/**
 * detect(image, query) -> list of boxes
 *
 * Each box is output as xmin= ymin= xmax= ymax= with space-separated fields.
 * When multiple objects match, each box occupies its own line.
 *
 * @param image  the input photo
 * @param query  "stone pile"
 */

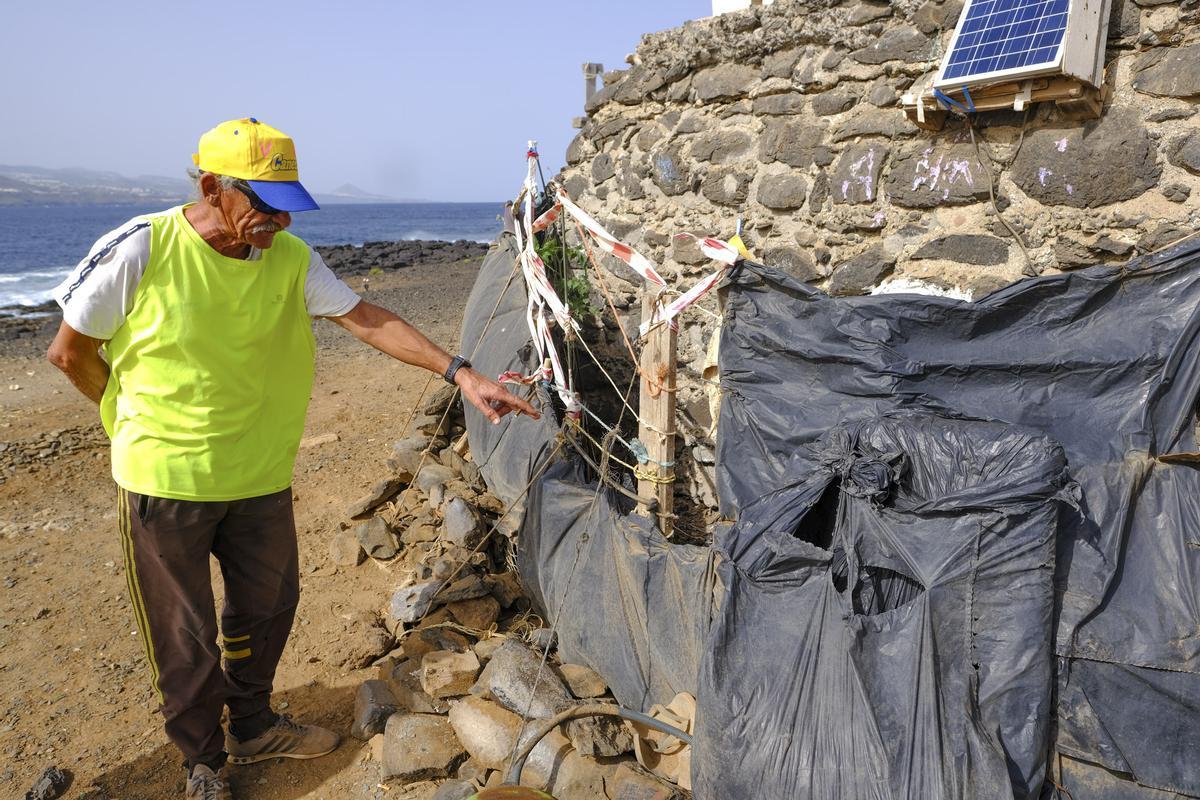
xmin=317 ymin=240 xmax=490 ymax=279
xmin=338 ymin=387 xmax=688 ymax=799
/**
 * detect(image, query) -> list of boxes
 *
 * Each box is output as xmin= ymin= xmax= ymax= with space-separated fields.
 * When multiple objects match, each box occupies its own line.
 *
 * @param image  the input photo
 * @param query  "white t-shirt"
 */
xmin=53 ymin=214 xmax=362 ymax=340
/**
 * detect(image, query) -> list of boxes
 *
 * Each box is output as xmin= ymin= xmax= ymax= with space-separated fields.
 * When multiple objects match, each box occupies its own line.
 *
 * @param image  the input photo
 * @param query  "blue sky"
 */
xmin=0 ymin=1 xmax=706 ymax=201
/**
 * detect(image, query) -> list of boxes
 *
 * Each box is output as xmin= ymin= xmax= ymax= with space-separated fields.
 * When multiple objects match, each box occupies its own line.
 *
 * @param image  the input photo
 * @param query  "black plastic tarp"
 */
xmin=461 ymin=232 xmax=1200 ymax=798
xmin=694 ymin=413 xmax=1070 ymax=799
xmin=716 ymin=240 xmax=1200 ymax=797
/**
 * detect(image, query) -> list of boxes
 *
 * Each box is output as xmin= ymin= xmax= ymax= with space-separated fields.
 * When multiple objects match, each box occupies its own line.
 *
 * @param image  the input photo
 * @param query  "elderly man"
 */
xmin=46 ymin=118 xmax=537 ymax=799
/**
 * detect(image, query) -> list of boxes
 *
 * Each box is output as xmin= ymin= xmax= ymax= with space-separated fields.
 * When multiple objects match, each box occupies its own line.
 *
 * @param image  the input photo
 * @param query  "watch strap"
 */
xmin=444 ymin=354 xmax=471 ymax=385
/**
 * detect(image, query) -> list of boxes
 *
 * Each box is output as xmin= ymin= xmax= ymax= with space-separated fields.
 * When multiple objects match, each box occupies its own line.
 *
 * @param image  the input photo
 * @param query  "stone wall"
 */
xmin=555 ymin=0 xmax=1200 ymax=512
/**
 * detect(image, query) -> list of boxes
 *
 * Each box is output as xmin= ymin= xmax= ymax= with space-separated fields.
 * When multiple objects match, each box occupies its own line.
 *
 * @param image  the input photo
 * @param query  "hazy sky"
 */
xmin=0 ymin=1 xmax=707 ymax=201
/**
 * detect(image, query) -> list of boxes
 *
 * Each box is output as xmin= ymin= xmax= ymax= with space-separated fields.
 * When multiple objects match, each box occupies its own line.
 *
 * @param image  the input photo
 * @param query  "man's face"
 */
xmin=217 ymin=183 xmax=292 ymax=250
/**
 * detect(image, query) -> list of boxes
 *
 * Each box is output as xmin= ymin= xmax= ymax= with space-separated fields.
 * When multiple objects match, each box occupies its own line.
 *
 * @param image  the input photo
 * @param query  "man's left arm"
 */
xmin=326 ymin=301 xmax=539 ymax=425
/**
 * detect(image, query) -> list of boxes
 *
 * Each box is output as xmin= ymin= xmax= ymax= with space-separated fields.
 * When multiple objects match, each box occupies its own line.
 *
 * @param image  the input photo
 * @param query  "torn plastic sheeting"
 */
xmin=715 ymin=239 xmax=1200 ymax=795
xmin=693 ymin=414 xmax=1069 ymax=800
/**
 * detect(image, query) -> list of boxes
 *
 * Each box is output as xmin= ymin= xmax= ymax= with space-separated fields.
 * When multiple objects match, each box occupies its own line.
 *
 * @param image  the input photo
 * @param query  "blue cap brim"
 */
xmin=246 ymin=180 xmax=320 ymax=212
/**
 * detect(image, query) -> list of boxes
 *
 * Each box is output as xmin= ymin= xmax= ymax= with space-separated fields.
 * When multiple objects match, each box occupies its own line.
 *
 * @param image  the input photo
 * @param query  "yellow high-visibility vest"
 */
xmin=102 ymin=205 xmax=315 ymax=501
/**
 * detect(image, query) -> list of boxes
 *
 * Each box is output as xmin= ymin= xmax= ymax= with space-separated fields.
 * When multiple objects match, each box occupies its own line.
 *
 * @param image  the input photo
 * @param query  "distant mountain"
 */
xmin=314 ymin=183 xmax=411 ymax=204
xmin=0 ymin=164 xmax=191 ymax=206
xmin=0 ymin=166 xmax=423 ymax=207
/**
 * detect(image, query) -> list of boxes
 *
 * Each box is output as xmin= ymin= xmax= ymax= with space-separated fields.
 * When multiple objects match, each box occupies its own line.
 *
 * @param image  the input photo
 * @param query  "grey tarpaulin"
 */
xmin=716 ymin=239 xmax=1200 ymax=797
xmin=461 ymin=228 xmax=1200 ymax=797
xmin=461 ymin=235 xmax=716 ymax=712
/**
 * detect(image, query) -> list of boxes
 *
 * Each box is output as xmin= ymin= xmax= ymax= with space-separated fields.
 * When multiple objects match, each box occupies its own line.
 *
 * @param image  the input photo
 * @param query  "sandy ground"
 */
xmin=0 ymin=258 xmax=482 ymax=799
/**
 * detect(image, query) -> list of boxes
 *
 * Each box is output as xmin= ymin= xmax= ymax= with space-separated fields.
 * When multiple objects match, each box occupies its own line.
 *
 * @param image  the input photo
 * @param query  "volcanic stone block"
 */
xmin=351 ymin=679 xmax=400 ymax=740
xmin=484 ymin=639 xmax=573 ymax=718
xmin=701 ymin=168 xmax=753 ymax=206
xmin=828 ymin=247 xmax=896 ymax=295
xmin=884 ymin=142 xmax=989 ymax=208
xmin=757 ymin=174 xmax=809 ymax=210
xmin=850 ymin=26 xmax=930 ymax=64
xmin=650 ymin=147 xmax=691 ymax=196
xmin=442 ymin=497 xmax=483 ymax=549
xmin=758 ymin=121 xmax=832 ymax=168
xmin=447 ymin=595 xmax=500 ymax=631
xmin=831 ymin=143 xmax=890 ymax=205
xmin=346 ymin=474 xmax=409 ymax=518
xmin=591 ymin=153 xmax=616 ymax=185
xmin=390 ymin=580 xmax=441 ymax=624
xmin=381 ymin=713 xmax=467 ymax=782
xmin=356 ymin=516 xmax=397 ymax=560
xmin=765 ymin=246 xmax=821 ymax=282
xmin=1133 ymin=44 xmax=1200 ymax=98
xmin=811 ymin=91 xmax=858 ymax=116
xmin=421 ymin=650 xmax=482 ymax=699
xmin=1011 ymin=112 xmax=1160 ymax=207
xmin=692 ymin=63 xmax=759 ymax=101
xmin=911 ymin=235 xmax=1010 ymax=266
xmin=329 ymin=530 xmax=365 ymax=567
xmin=751 ymin=92 xmax=806 ymax=116
xmin=691 ymin=130 xmax=752 ymax=164
xmin=1169 ymin=130 xmax=1200 ymax=175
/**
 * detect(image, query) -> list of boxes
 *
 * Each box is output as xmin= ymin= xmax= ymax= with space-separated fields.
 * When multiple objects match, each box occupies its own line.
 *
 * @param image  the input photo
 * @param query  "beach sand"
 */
xmin=0 ymin=256 xmax=483 ymax=799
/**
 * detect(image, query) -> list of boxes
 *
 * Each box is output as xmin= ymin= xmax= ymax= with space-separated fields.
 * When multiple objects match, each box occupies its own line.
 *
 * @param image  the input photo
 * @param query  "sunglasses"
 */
xmin=229 ymin=180 xmax=285 ymax=216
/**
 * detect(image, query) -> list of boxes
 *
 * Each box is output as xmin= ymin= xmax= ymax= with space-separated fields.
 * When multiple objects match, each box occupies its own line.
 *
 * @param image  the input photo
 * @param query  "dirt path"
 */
xmin=0 ymin=258 xmax=482 ymax=799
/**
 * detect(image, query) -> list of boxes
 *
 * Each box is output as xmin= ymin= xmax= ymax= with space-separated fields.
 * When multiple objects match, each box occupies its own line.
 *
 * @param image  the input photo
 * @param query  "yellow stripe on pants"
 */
xmin=118 ymin=488 xmax=165 ymax=705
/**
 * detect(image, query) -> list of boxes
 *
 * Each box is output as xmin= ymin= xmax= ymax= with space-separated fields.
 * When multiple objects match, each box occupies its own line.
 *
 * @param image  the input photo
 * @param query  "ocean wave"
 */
xmin=399 ymin=230 xmax=493 ymax=244
xmin=0 ymin=265 xmax=71 ymax=308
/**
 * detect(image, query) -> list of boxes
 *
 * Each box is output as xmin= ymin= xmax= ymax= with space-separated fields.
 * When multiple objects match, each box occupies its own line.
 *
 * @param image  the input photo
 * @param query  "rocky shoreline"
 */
xmin=0 ymin=239 xmax=492 ymax=351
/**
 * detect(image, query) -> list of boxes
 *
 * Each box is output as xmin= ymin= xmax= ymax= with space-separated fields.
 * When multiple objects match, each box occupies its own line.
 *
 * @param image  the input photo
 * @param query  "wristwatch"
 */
xmin=444 ymin=354 xmax=471 ymax=385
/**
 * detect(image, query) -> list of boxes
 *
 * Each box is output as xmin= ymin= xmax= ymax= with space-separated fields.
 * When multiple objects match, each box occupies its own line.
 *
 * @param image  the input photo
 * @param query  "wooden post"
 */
xmin=637 ymin=288 xmax=677 ymax=536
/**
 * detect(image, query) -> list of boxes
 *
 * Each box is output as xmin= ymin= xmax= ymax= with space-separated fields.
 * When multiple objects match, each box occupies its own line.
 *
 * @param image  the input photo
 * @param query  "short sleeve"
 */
xmin=53 ymin=219 xmax=153 ymax=340
xmin=304 ymin=249 xmax=361 ymax=317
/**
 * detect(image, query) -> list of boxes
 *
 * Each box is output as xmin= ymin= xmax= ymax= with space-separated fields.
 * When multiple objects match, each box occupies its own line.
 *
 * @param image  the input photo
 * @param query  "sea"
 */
xmin=0 ymin=202 xmax=504 ymax=311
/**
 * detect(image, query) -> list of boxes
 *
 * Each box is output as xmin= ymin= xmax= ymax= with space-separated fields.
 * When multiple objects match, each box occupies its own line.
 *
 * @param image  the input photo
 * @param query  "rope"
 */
xmin=634 ymin=466 xmax=678 ymax=485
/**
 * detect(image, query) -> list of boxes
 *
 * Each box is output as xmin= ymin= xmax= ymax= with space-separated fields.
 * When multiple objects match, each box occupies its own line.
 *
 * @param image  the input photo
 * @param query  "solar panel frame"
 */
xmin=934 ymin=0 xmax=1072 ymax=91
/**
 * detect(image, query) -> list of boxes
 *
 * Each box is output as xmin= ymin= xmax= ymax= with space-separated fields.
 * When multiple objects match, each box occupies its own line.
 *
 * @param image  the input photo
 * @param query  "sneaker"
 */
xmin=186 ymin=763 xmax=233 ymax=800
xmin=225 ymin=714 xmax=340 ymax=765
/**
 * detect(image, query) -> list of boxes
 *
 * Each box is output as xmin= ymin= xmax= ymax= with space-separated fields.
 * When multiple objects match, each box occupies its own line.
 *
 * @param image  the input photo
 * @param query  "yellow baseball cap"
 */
xmin=192 ymin=118 xmax=319 ymax=212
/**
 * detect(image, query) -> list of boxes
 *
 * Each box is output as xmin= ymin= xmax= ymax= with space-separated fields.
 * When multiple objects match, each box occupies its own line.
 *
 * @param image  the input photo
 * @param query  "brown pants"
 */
xmin=117 ymin=486 xmax=299 ymax=767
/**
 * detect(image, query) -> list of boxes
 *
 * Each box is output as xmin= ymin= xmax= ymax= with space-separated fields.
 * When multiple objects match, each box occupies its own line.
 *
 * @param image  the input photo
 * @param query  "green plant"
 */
xmin=368 ymin=267 xmax=384 ymax=276
xmin=535 ymin=235 xmax=598 ymax=321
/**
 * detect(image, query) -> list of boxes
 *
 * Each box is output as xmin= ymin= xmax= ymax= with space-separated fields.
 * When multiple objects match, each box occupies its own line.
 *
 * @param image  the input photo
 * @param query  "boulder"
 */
xmin=448 ymin=595 xmax=501 ymax=631
xmin=356 ymin=516 xmax=397 ymax=560
xmin=422 ymin=650 xmax=482 ymax=699
xmin=351 ymin=679 xmax=400 ymax=740
xmin=442 ymin=497 xmax=484 ymax=549
xmin=388 ymin=437 xmax=428 ymax=474
xmin=592 ymin=153 xmax=616 ymax=185
xmin=483 ymin=639 xmax=573 ymax=718
xmin=765 ymin=246 xmax=821 ymax=282
xmin=346 ymin=474 xmax=409 ymax=519
xmin=567 ymin=713 xmax=636 ymax=758
xmin=758 ymin=121 xmax=832 ymax=168
xmin=381 ymin=713 xmax=467 ymax=782
xmin=558 ymin=663 xmax=609 ymax=699
xmin=329 ymin=530 xmax=365 ymax=567
xmin=751 ymin=92 xmax=806 ymax=116
xmin=415 ymin=464 xmax=457 ymax=495
xmin=338 ymin=611 xmax=394 ymax=670
xmin=650 ymin=147 xmax=691 ymax=196
xmin=390 ymin=581 xmax=441 ymax=624
xmin=691 ymin=130 xmax=753 ymax=164
xmin=811 ymin=91 xmax=858 ymax=116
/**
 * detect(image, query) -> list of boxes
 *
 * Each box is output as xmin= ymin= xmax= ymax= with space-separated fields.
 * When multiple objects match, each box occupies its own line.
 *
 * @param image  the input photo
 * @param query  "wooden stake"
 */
xmin=637 ymin=288 xmax=677 ymax=536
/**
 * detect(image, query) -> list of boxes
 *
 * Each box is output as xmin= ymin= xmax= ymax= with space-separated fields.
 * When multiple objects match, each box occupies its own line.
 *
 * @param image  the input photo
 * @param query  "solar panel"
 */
xmin=936 ymin=0 xmax=1071 ymax=89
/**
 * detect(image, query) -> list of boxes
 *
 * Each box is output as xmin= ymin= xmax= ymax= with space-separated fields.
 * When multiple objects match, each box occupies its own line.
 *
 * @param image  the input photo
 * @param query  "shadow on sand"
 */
xmin=84 ymin=681 xmax=358 ymax=800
